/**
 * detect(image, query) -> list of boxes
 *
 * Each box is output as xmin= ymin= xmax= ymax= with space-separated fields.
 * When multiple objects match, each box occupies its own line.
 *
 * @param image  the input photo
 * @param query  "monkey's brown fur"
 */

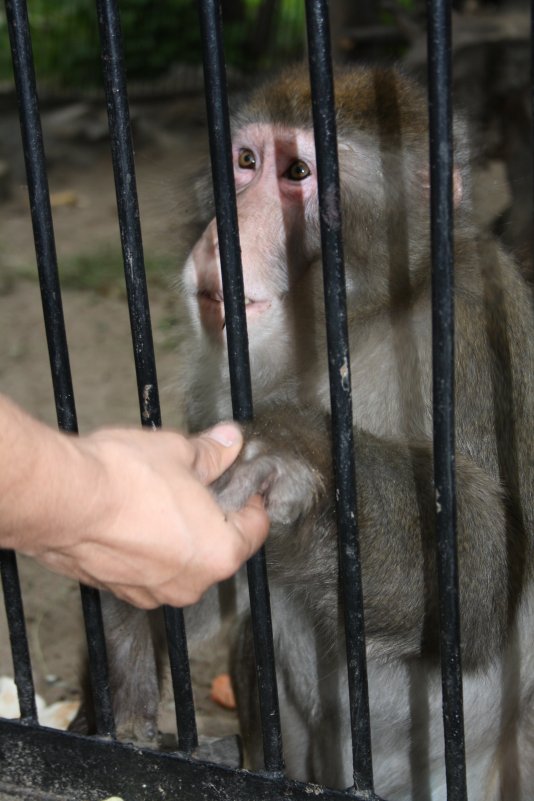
xmin=75 ymin=66 xmax=534 ymax=801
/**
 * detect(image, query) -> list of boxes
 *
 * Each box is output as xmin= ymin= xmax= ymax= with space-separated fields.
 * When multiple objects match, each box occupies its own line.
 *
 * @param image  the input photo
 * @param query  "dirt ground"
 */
xmin=0 ymin=80 xmax=514 ymax=771
xmin=0 ymin=94 xmax=239 ymax=751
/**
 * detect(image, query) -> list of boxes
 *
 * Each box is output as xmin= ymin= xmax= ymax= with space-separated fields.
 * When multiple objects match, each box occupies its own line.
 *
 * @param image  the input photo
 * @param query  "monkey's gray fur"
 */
xmin=74 ymin=66 xmax=534 ymax=801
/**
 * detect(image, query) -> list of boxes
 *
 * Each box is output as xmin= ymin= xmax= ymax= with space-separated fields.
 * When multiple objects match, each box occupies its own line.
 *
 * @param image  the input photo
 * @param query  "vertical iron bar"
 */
xmin=531 ymin=0 xmax=534 ymax=263
xmin=94 ymin=0 xmax=198 ymax=753
xmin=4 ymin=0 xmax=75 ymax=434
xmin=163 ymin=607 xmax=198 ymax=753
xmin=304 ymin=0 xmax=373 ymax=792
xmin=4 ymin=0 xmax=115 ymax=739
xmin=426 ymin=1 xmax=468 ymax=800
xmin=243 ymin=560 xmax=283 ymax=772
xmin=0 ymin=550 xmax=38 ymax=723
xmin=94 ymin=0 xmax=160 ymax=431
xmin=78 ymin=590 xmax=116 ymax=738
xmin=198 ymin=0 xmax=284 ymax=774
xmin=197 ymin=0 xmax=253 ymax=421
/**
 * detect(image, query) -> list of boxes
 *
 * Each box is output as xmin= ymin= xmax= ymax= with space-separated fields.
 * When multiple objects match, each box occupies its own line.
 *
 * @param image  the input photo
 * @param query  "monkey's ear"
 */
xmin=419 ymin=166 xmax=463 ymax=208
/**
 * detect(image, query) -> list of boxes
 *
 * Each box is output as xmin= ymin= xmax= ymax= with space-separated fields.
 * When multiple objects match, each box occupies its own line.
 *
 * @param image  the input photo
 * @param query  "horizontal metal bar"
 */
xmin=304 ymin=0 xmax=374 ymax=793
xmin=4 ymin=0 xmax=115 ymax=740
xmin=0 ymin=720 xmax=388 ymax=801
xmin=198 ymin=0 xmax=284 ymax=774
xmin=426 ymin=1 xmax=468 ymax=800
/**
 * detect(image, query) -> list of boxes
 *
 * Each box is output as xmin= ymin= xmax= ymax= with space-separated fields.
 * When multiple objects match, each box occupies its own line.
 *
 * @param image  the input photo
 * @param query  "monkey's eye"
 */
xmin=285 ymin=160 xmax=311 ymax=181
xmin=238 ymin=148 xmax=256 ymax=169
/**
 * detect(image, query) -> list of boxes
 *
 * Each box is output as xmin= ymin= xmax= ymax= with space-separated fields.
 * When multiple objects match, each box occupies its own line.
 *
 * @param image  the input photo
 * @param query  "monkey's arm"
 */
xmin=213 ymin=407 xmax=510 ymax=670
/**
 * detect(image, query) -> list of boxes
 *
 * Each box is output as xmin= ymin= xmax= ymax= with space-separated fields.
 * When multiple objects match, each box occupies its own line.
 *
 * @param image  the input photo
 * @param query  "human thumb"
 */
xmin=190 ymin=422 xmax=244 ymax=485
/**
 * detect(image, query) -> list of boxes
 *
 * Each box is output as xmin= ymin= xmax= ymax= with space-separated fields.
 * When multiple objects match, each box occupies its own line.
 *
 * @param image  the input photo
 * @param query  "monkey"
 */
xmin=74 ymin=65 xmax=534 ymax=801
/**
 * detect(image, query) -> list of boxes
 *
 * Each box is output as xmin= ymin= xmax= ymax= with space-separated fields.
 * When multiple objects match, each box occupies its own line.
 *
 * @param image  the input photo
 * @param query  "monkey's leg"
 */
xmin=230 ymin=615 xmax=262 ymax=770
xmin=230 ymin=612 xmax=314 ymax=780
xmin=100 ymin=593 xmax=162 ymax=745
xmin=70 ymin=594 xmax=161 ymax=743
xmin=72 ymin=575 xmax=250 ymax=745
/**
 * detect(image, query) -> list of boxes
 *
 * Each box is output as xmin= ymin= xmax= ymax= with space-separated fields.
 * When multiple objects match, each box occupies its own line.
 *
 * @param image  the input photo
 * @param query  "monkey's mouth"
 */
xmin=197 ymin=290 xmax=271 ymax=335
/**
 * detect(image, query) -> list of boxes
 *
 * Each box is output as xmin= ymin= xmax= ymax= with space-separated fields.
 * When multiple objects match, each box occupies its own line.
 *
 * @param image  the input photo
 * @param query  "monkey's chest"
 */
xmin=350 ymin=364 xmax=432 ymax=439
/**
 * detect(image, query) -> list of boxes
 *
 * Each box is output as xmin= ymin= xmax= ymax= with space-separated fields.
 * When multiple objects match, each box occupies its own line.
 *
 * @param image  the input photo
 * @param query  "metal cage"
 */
xmin=1 ymin=0 xmax=469 ymax=799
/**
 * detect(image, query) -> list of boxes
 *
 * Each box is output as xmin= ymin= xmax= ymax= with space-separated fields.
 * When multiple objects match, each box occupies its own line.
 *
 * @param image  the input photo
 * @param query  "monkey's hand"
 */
xmin=211 ymin=411 xmax=328 ymax=525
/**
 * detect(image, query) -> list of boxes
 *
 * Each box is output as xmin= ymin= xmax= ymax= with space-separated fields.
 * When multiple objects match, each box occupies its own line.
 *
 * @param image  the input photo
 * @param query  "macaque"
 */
xmin=76 ymin=66 xmax=534 ymax=801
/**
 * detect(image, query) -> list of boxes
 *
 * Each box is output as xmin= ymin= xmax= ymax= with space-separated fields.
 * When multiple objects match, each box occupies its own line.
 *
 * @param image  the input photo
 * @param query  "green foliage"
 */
xmin=267 ymin=0 xmax=306 ymax=64
xmin=113 ymin=0 xmax=202 ymax=80
xmin=56 ymin=246 xmax=177 ymax=295
xmin=0 ymin=1 xmax=98 ymax=87
xmin=0 ymin=12 xmax=13 ymax=82
xmin=381 ymin=0 xmax=417 ymax=27
xmin=0 ymin=0 xmax=306 ymax=88
xmin=0 ymin=0 xmax=202 ymax=88
xmin=2 ymin=243 xmax=177 ymax=302
xmin=28 ymin=0 xmax=100 ymax=88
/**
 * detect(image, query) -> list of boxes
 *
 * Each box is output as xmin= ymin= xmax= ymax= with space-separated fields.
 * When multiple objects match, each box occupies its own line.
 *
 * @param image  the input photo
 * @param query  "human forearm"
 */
xmin=0 ymin=394 xmax=269 ymax=608
xmin=0 ymin=394 xmax=87 ymax=553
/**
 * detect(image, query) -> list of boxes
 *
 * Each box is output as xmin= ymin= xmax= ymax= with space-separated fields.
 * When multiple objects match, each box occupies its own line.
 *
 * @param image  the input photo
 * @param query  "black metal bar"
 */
xmin=0 ymin=719 xmax=389 ymax=801
xmin=0 ymin=550 xmax=38 ymax=723
xmin=94 ymin=0 xmax=161 ymax=430
xmin=4 ymin=0 xmax=75 ymax=435
xmin=197 ymin=0 xmax=253 ymax=422
xmin=304 ymin=0 xmax=373 ymax=792
xmin=426 ymin=2 xmax=468 ymax=800
xmin=163 ymin=607 xmax=198 ymax=753
xmin=531 ymin=0 xmax=534 ymax=258
xmin=94 ymin=0 xmax=198 ymax=753
xmin=244 ymin=553 xmax=283 ymax=772
xmin=4 ymin=0 xmax=115 ymax=740
xmin=197 ymin=0 xmax=284 ymax=775
xmin=78 ymin=588 xmax=116 ymax=738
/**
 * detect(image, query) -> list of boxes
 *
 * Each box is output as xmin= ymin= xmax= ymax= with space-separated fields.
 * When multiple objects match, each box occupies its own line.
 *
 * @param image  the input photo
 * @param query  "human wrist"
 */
xmin=0 ymin=398 xmax=103 ymax=557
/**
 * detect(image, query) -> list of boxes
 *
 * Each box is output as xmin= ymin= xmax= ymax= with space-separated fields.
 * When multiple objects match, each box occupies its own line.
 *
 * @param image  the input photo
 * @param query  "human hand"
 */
xmin=3 ymin=408 xmax=269 ymax=608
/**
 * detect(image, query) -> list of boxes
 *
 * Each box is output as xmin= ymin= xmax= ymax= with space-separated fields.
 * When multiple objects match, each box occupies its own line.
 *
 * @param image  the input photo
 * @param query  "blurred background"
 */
xmin=1 ymin=0 xmax=532 ymax=281
xmin=0 ymin=0 xmax=532 ymax=747
xmin=0 ymin=0 xmax=530 ymax=83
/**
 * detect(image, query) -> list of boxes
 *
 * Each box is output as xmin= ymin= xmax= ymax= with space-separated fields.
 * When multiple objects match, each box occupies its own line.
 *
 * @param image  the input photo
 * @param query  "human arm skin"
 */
xmin=0 ymin=394 xmax=269 ymax=609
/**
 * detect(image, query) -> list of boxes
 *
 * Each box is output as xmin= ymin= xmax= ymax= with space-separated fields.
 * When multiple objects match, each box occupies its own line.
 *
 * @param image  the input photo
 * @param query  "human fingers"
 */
xmin=94 ymin=495 xmax=269 ymax=610
xmin=155 ymin=495 xmax=270 ymax=607
xmin=188 ymin=422 xmax=244 ymax=484
xmin=224 ymin=494 xmax=270 ymax=566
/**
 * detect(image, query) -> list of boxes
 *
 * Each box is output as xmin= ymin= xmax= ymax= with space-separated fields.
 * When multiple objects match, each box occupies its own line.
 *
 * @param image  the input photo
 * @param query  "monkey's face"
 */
xmin=182 ymin=124 xmax=321 ymax=349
